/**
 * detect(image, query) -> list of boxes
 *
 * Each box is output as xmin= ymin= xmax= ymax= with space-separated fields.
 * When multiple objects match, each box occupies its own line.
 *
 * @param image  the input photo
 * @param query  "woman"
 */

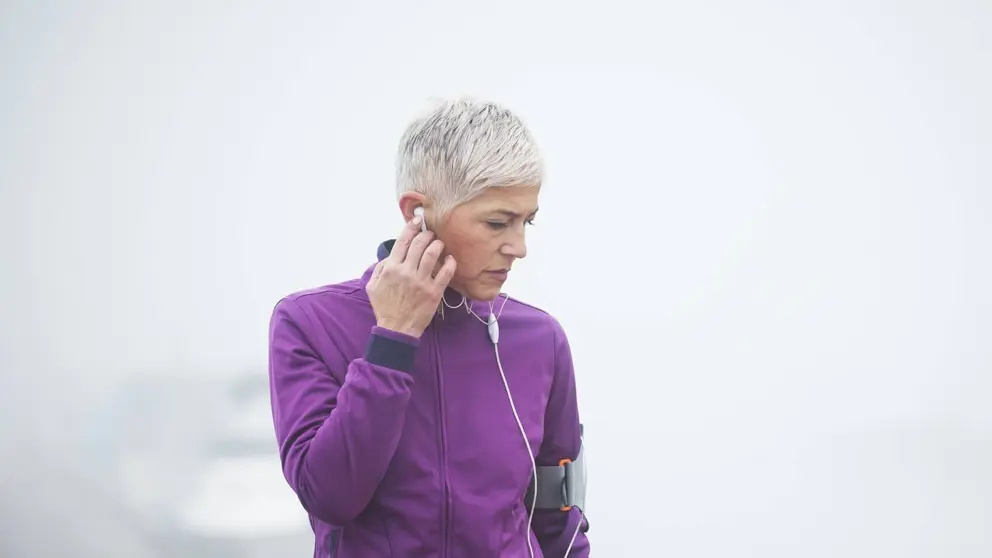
xmin=268 ymin=98 xmax=590 ymax=557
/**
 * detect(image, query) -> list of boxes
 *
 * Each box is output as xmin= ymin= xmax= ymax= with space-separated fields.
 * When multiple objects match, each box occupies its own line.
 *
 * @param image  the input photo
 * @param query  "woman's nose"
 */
xmin=500 ymin=232 xmax=527 ymax=259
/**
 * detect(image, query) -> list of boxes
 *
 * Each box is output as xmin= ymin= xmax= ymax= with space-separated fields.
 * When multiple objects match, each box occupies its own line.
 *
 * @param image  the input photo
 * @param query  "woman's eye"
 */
xmin=488 ymin=219 xmax=535 ymax=230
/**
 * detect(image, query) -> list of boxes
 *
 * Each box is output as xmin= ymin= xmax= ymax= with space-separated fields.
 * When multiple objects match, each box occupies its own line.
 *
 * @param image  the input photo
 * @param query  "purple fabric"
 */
xmin=268 ymin=243 xmax=589 ymax=557
xmin=369 ymin=326 xmax=421 ymax=346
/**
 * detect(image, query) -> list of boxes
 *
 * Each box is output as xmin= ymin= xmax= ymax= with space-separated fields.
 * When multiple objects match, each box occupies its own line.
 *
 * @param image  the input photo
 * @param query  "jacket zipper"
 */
xmin=432 ymin=328 xmax=451 ymax=557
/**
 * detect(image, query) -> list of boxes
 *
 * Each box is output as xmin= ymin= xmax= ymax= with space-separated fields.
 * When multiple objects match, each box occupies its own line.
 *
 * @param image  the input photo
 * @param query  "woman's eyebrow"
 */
xmin=490 ymin=207 xmax=539 ymax=219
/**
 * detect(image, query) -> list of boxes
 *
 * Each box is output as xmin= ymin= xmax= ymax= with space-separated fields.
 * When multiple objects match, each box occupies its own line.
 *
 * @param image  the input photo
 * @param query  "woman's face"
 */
xmin=403 ymin=186 xmax=540 ymax=301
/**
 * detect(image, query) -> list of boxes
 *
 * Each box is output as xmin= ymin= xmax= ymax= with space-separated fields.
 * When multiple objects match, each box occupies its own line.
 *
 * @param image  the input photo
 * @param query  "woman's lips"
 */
xmin=485 ymin=270 xmax=509 ymax=281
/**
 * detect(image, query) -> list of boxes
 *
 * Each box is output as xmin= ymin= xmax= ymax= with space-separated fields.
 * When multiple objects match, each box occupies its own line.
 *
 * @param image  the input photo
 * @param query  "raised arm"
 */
xmin=269 ymin=213 xmax=456 ymax=527
xmin=268 ymin=298 xmax=419 ymax=526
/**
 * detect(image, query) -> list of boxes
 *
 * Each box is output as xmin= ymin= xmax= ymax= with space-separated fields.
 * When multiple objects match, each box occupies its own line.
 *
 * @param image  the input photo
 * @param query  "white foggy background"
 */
xmin=2 ymin=1 xmax=990 ymax=557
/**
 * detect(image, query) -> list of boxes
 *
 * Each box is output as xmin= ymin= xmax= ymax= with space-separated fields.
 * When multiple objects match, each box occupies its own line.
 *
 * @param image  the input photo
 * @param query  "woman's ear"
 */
xmin=398 ymin=192 xmax=427 ymax=223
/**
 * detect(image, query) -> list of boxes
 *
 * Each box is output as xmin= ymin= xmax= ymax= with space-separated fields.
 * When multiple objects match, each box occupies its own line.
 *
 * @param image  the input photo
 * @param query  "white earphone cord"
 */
xmin=446 ymin=292 xmax=584 ymax=558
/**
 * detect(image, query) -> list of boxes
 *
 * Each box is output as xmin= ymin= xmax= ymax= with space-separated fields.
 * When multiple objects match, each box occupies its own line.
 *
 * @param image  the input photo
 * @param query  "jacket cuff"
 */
xmin=364 ymin=327 xmax=419 ymax=372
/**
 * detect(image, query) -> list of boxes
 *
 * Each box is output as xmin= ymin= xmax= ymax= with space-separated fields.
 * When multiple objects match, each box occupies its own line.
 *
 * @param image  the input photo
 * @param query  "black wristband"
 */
xmin=364 ymin=332 xmax=416 ymax=372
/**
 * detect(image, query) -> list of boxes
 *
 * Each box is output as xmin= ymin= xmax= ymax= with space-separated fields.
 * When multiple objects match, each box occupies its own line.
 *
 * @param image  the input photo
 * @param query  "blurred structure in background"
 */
xmin=0 ymin=372 xmax=311 ymax=557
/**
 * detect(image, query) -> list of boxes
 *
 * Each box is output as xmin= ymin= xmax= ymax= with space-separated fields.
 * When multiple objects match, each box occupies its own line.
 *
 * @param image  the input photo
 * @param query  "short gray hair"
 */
xmin=395 ymin=97 xmax=544 ymax=216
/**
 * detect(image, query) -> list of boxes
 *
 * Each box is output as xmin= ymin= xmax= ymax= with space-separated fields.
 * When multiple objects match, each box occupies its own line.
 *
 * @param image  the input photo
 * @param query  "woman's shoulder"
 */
xmin=281 ymin=277 xmax=366 ymax=304
xmin=497 ymin=295 xmax=575 ymax=369
xmin=270 ymin=277 xmax=372 ymax=332
xmin=497 ymin=294 xmax=568 ymax=337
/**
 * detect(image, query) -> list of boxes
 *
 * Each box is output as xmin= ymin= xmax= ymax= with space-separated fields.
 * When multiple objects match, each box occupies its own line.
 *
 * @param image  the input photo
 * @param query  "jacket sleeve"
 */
xmin=268 ymin=297 xmax=417 ymax=527
xmin=532 ymin=322 xmax=590 ymax=557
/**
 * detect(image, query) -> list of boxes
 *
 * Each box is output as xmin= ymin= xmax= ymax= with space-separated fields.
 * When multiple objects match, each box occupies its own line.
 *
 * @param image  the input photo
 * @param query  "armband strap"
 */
xmin=525 ymin=425 xmax=586 ymax=513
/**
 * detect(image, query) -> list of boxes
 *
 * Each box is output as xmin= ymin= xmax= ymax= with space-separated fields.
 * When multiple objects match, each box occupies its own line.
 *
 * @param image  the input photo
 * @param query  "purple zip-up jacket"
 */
xmin=268 ymin=240 xmax=590 ymax=557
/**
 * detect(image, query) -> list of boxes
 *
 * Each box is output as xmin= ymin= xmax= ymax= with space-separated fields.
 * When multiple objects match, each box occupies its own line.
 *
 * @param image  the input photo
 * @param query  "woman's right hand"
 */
xmin=366 ymin=214 xmax=458 ymax=338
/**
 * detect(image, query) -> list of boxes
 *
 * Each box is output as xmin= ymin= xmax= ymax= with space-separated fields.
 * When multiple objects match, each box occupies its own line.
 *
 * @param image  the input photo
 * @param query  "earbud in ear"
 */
xmin=413 ymin=206 xmax=427 ymax=232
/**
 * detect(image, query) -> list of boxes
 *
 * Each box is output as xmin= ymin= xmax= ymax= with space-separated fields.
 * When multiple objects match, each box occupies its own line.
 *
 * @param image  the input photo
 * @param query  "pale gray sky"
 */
xmin=2 ymin=1 xmax=990 ymax=556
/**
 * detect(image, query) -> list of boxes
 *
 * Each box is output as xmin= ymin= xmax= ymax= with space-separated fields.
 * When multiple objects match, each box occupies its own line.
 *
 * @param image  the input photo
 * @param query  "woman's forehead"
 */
xmin=466 ymin=186 xmax=540 ymax=213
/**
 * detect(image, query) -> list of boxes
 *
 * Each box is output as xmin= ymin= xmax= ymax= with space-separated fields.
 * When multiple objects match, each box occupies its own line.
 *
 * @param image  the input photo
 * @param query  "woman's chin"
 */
xmin=464 ymin=284 xmax=503 ymax=302
xmin=448 ymin=275 xmax=506 ymax=302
